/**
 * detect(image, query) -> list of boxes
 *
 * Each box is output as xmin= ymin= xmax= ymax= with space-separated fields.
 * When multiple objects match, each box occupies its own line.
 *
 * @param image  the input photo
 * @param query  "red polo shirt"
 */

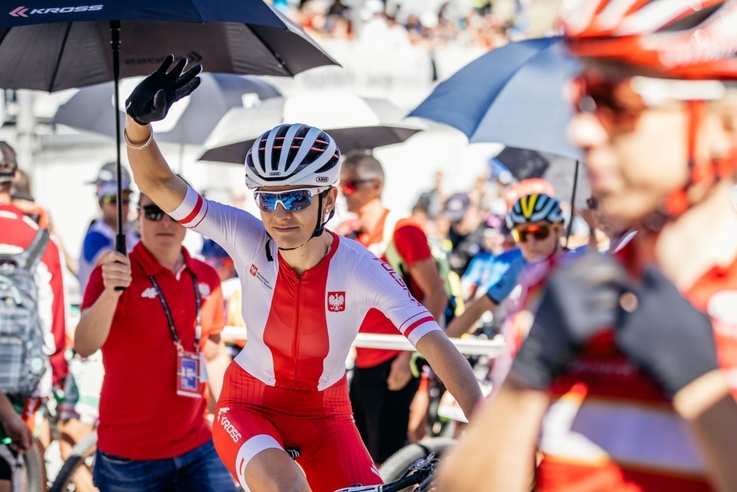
xmin=82 ymin=242 xmax=224 ymax=460
xmin=354 ymin=210 xmax=433 ymax=368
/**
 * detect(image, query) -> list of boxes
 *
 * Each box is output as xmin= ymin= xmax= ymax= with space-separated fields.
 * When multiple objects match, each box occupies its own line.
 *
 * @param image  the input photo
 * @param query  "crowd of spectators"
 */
xmin=274 ymin=0 xmax=529 ymax=51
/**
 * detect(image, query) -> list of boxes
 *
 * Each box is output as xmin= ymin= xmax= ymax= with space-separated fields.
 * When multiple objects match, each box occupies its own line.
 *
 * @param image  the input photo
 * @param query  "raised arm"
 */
xmin=124 ymin=55 xmax=202 ymax=212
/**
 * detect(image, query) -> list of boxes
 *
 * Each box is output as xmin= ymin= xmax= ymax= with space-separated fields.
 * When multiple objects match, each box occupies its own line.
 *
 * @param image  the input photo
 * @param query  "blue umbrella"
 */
xmin=409 ymin=36 xmax=583 ymax=161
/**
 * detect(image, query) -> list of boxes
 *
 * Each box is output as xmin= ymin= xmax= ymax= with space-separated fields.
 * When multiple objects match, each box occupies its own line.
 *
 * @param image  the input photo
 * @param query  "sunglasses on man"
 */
xmin=101 ymin=195 xmax=131 ymax=205
xmin=139 ymin=204 xmax=170 ymax=222
xmin=253 ymin=186 xmax=330 ymax=213
xmin=512 ymin=224 xmax=556 ymax=243
xmin=571 ymin=73 xmax=725 ymax=134
xmin=339 ymin=179 xmax=373 ymax=195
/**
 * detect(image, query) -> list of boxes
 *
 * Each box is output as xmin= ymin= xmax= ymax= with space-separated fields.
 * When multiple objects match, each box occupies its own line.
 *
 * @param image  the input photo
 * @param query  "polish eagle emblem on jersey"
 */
xmin=328 ymin=291 xmax=346 ymax=312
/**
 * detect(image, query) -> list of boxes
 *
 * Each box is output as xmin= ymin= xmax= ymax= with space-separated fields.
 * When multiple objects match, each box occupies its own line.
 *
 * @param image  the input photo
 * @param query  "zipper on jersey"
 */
xmin=292 ymin=275 xmax=302 ymax=389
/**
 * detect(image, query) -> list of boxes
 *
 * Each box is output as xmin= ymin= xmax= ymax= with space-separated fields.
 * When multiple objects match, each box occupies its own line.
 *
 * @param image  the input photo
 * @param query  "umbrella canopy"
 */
xmin=495 ymin=147 xmax=590 ymax=208
xmin=0 ymin=1 xmax=338 ymax=91
xmin=0 ymin=0 xmax=336 ymax=241
xmin=200 ymin=93 xmax=424 ymax=164
xmin=409 ymin=36 xmax=583 ymax=161
xmin=53 ymin=73 xmax=281 ymax=146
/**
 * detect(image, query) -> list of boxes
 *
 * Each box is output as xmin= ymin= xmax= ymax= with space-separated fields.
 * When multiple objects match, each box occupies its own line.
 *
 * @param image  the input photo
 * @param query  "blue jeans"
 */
xmin=93 ymin=439 xmax=236 ymax=492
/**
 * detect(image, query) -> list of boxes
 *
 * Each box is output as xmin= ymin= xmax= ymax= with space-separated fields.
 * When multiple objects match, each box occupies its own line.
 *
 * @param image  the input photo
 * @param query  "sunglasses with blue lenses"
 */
xmin=254 ymin=187 xmax=330 ymax=213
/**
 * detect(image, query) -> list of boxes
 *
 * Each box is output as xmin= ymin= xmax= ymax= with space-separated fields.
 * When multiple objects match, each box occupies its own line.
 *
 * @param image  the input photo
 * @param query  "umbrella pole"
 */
xmin=111 ymin=20 xmax=127 ymax=291
xmin=565 ymin=160 xmax=580 ymax=249
xmin=110 ymin=20 xmax=125 ymax=245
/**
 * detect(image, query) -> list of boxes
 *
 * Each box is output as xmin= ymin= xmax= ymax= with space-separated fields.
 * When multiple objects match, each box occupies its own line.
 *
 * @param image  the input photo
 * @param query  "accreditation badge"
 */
xmin=176 ymin=351 xmax=202 ymax=398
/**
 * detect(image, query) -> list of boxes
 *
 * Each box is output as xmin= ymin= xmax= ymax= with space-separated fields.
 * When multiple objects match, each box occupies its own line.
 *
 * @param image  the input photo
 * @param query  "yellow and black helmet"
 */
xmin=506 ymin=193 xmax=563 ymax=229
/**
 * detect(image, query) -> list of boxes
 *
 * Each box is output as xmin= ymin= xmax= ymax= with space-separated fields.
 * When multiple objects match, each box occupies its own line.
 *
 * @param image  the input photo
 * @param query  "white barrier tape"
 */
xmin=220 ymin=327 xmax=505 ymax=357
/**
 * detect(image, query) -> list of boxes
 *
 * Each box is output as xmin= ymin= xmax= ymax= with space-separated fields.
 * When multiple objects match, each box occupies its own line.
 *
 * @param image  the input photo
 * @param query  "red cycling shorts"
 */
xmin=213 ymin=363 xmax=383 ymax=492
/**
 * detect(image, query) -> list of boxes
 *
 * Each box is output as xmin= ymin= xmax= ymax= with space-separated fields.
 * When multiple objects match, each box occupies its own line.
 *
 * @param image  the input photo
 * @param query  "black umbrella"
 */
xmin=495 ymin=147 xmax=589 ymax=207
xmin=0 ymin=0 xmax=337 ymax=254
xmin=53 ymin=73 xmax=281 ymax=146
xmin=495 ymin=147 xmax=590 ymax=245
xmin=199 ymin=94 xmax=424 ymax=164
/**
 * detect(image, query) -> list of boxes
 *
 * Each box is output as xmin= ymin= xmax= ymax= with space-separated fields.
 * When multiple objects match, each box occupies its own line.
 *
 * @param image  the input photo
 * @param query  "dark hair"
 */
xmin=0 ymin=141 xmax=17 ymax=184
xmin=342 ymin=149 xmax=384 ymax=182
xmin=12 ymin=169 xmax=31 ymax=197
xmin=138 ymin=174 xmax=191 ymax=206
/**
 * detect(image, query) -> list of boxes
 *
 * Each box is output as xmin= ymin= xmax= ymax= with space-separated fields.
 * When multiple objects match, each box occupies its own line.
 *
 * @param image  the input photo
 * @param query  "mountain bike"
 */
xmin=336 ymin=452 xmax=438 ymax=492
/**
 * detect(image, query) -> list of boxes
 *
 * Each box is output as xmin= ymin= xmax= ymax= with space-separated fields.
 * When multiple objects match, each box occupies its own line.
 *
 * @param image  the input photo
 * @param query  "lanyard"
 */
xmin=149 ymin=270 xmax=202 ymax=354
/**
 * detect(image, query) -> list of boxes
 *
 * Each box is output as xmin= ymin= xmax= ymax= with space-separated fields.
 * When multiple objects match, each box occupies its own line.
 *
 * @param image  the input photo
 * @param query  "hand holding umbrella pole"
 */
xmin=117 ymin=55 xmax=203 ymax=291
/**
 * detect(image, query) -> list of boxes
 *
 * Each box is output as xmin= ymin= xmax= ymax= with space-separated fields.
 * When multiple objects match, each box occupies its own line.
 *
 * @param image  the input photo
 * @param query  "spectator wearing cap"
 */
xmin=445 ymin=192 xmax=565 ymax=340
xmin=76 ymin=162 xmax=139 ymax=294
xmin=0 ymin=142 xmax=67 ymax=470
xmin=0 ymin=142 xmax=67 ymax=387
xmin=60 ymin=163 xmax=139 ymax=476
xmin=460 ymin=213 xmax=523 ymax=303
xmin=442 ymin=192 xmax=487 ymax=276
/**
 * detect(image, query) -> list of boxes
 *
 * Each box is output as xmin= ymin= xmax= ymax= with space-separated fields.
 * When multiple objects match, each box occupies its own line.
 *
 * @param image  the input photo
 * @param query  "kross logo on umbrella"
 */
xmin=124 ymin=51 xmax=202 ymax=66
xmin=327 ymin=292 xmax=345 ymax=312
xmin=9 ymin=4 xmax=102 ymax=17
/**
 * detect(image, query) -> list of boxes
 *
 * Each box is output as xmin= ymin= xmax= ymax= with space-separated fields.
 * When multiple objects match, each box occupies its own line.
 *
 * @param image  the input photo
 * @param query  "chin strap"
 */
xmin=277 ymin=190 xmax=334 ymax=252
xmin=646 ymin=100 xmax=736 ymax=231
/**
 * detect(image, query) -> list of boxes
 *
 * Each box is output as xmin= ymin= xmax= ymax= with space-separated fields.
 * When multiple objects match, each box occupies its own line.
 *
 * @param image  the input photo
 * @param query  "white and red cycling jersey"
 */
xmin=170 ymin=187 xmax=441 ymax=490
xmin=170 ymin=187 xmax=440 ymax=391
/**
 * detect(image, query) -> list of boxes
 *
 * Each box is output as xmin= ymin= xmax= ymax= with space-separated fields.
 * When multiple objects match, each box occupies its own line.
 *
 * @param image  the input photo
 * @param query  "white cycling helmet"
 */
xmin=245 ymin=123 xmax=341 ymax=189
xmin=506 ymin=193 xmax=563 ymax=229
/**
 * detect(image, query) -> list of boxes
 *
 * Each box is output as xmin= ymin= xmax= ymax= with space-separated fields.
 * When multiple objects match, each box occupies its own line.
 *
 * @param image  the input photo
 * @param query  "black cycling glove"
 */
xmin=615 ymin=266 xmax=718 ymax=398
xmin=510 ymin=253 xmax=628 ymax=390
xmin=125 ymin=55 xmax=202 ymax=126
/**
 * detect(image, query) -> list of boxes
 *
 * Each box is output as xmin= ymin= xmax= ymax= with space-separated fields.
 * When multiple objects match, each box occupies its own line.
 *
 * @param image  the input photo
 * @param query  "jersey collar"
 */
xmin=134 ymin=241 xmax=193 ymax=278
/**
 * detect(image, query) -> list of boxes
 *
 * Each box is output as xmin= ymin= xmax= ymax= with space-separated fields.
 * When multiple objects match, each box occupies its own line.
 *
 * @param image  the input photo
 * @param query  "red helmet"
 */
xmin=561 ymin=0 xmax=737 ymax=80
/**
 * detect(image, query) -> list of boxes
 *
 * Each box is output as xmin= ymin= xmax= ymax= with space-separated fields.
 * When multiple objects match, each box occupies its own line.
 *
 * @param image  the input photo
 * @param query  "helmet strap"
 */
xmin=276 ymin=190 xmax=333 ymax=251
xmin=650 ymin=100 xmax=711 ymax=229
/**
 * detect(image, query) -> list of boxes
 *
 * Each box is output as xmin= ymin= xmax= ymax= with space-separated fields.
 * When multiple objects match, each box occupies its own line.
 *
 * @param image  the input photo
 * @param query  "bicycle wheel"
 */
xmin=23 ymin=441 xmax=47 ymax=492
xmin=49 ymin=431 xmax=97 ymax=492
xmin=379 ymin=437 xmax=455 ymax=483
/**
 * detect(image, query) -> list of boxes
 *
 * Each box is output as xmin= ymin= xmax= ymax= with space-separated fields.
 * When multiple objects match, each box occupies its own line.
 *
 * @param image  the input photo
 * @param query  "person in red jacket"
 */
xmin=0 ymin=144 xmax=66 ymax=391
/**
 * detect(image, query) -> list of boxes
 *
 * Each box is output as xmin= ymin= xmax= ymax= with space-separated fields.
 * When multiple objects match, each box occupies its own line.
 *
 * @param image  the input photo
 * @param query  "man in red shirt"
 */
xmin=74 ymin=192 xmax=234 ymax=491
xmin=339 ymin=150 xmax=448 ymax=463
xmin=0 ymin=153 xmax=66 ymax=489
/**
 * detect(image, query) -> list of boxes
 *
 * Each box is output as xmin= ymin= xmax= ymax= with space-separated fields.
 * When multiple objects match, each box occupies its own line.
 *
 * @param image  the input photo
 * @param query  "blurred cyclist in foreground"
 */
xmin=438 ymin=0 xmax=737 ymax=490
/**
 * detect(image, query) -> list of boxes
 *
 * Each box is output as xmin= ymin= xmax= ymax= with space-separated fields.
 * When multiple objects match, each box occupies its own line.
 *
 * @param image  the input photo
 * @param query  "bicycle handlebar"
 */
xmin=333 ymin=453 xmax=437 ymax=492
